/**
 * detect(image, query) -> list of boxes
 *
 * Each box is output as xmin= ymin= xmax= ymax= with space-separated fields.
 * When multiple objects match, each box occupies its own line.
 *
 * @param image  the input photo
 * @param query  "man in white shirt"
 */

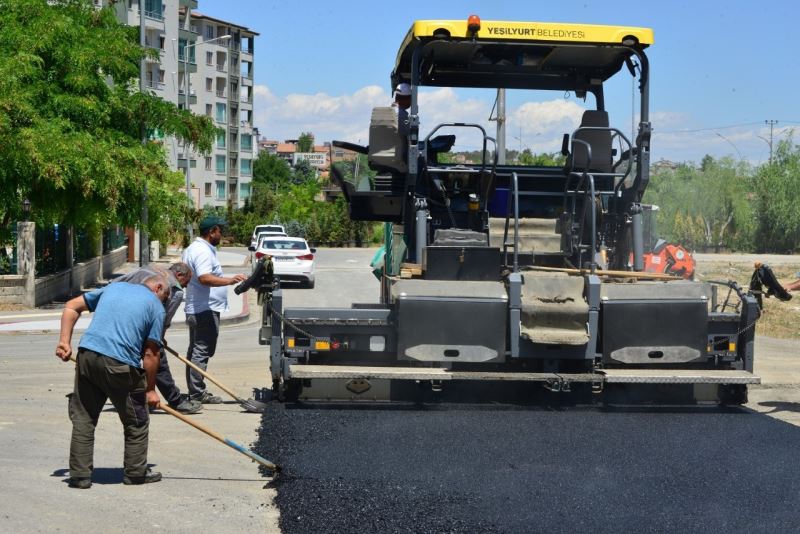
xmin=181 ymin=216 xmax=247 ymax=403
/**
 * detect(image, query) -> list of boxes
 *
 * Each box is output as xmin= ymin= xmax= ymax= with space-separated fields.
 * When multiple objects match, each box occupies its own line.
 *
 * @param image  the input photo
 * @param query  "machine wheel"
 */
xmin=719 ymin=384 xmax=748 ymax=406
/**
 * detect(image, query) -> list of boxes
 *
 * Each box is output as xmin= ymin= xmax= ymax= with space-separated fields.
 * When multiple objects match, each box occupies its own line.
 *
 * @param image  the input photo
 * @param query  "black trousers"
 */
xmin=68 ymin=348 xmax=149 ymax=479
xmin=156 ymin=348 xmax=183 ymax=407
xmin=185 ymin=310 xmax=220 ymax=398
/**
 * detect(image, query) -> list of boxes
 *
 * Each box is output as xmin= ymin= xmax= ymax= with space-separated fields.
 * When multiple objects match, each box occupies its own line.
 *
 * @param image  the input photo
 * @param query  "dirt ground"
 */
xmin=694 ymin=258 xmax=800 ymax=340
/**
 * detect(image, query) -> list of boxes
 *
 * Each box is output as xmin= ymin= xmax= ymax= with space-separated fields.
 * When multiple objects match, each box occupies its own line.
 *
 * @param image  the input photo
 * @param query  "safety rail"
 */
xmin=562 ymin=126 xmax=634 ymax=273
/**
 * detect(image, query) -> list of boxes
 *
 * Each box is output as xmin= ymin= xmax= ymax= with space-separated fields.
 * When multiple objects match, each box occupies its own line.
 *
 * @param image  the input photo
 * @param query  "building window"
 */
xmin=205 ymin=25 xmax=214 ymax=39
xmin=205 ymin=104 xmax=212 ymax=117
xmin=240 ymin=183 xmax=251 ymax=200
xmin=216 ymin=180 xmax=226 ymax=200
xmin=229 ymin=132 xmax=238 ymax=148
xmin=241 ymin=134 xmax=252 ymax=151
xmin=215 ymin=155 xmax=226 ymax=173
xmin=216 ymin=133 xmax=225 ymax=148
xmin=204 ymin=183 xmax=212 ymax=197
xmin=241 ymin=159 xmax=252 ymax=176
xmin=205 ymin=157 xmax=212 ymax=170
xmin=215 ymin=103 xmax=226 ymax=123
xmin=205 ymin=78 xmax=212 ymax=91
xmin=206 ymin=51 xmax=213 ymax=65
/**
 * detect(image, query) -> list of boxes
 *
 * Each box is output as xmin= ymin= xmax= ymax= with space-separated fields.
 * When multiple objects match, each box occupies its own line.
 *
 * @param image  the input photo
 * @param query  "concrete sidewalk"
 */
xmin=0 ymin=247 xmax=251 ymax=334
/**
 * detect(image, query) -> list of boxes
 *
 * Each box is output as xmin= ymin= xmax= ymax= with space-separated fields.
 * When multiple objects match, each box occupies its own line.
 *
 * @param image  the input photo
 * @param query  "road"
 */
xmin=2 ymin=248 xmax=800 ymax=532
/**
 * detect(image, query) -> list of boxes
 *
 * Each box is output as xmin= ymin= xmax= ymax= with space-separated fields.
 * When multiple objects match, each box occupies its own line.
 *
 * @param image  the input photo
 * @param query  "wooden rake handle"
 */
xmin=163 ymin=344 xmax=244 ymax=403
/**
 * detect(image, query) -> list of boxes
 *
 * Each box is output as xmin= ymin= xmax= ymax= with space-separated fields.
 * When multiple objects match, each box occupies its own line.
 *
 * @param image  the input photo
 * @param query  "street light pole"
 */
xmin=715 ymin=132 xmax=742 ymax=160
xmin=182 ymin=34 xmax=230 ymax=242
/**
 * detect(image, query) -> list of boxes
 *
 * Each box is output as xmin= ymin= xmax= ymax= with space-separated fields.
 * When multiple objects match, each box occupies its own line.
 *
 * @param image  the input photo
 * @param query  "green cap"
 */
xmin=198 ymin=215 xmax=227 ymax=233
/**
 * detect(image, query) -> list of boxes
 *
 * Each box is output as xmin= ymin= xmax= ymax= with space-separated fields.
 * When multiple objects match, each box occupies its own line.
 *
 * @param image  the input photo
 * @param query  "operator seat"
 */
xmin=368 ymin=107 xmax=407 ymax=176
xmin=568 ymin=110 xmax=613 ymax=174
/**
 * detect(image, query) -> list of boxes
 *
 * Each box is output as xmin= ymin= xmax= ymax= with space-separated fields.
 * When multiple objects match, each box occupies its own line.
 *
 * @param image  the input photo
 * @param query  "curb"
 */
xmin=221 ymin=292 xmax=251 ymax=326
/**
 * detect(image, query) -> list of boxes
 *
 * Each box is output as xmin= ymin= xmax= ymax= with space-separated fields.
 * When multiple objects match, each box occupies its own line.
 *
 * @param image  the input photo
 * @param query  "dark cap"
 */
xmin=198 ymin=215 xmax=227 ymax=233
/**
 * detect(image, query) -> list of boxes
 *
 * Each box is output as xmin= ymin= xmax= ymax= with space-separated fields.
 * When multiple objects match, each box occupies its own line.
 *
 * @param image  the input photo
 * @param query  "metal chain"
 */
xmin=269 ymin=303 xmax=315 ymax=339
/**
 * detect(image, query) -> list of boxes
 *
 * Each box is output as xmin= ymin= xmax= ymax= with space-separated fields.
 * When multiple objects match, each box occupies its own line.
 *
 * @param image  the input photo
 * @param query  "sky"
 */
xmin=199 ymin=0 xmax=799 ymax=164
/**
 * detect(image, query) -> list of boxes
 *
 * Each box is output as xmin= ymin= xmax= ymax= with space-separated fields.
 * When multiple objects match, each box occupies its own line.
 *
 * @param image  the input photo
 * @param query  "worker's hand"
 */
xmin=55 ymin=341 xmax=72 ymax=362
xmin=146 ymin=390 xmax=161 ymax=409
xmin=230 ymin=273 xmax=248 ymax=285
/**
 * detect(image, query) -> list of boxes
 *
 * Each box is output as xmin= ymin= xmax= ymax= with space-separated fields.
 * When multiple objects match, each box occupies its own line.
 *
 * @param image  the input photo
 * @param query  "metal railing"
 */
xmin=145 ymin=80 xmax=166 ymax=91
xmin=216 ymin=90 xmax=226 ymax=98
xmin=216 ymin=64 xmax=226 ymax=72
xmin=143 ymin=10 xmax=164 ymax=21
xmin=240 ymin=95 xmax=252 ymax=104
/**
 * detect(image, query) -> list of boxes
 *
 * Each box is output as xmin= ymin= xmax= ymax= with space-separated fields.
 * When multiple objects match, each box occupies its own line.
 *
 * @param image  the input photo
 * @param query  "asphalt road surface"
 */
xmin=258 ymin=248 xmax=800 ymax=533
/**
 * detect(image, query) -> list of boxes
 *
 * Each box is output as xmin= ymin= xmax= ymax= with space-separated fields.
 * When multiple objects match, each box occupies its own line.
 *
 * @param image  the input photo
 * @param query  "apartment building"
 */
xmin=105 ymin=0 xmax=258 ymax=209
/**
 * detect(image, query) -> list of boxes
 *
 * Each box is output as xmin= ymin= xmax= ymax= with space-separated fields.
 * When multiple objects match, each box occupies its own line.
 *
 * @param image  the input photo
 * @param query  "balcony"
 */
xmin=229 ymin=168 xmax=239 ymax=178
xmin=228 ymin=91 xmax=239 ymax=101
xmin=177 ymin=55 xmax=197 ymax=73
xmin=179 ymin=0 xmax=199 ymax=8
xmin=145 ymin=80 xmax=165 ymax=91
xmin=240 ymin=95 xmax=253 ymax=104
xmin=228 ymin=121 xmax=238 ymax=131
xmin=144 ymin=10 xmax=164 ymax=22
xmin=178 ymin=89 xmax=197 ymax=105
xmin=216 ymin=90 xmax=226 ymax=98
xmin=216 ymin=64 xmax=226 ymax=73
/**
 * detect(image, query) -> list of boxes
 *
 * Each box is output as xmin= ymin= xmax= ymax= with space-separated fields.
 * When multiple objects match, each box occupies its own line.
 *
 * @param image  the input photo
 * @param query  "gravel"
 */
xmin=255 ymin=402 xmax=800 ymax=533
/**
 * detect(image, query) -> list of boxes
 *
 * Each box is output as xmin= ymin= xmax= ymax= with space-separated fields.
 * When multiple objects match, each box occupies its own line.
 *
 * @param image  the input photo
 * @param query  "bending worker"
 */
xmin=113 ymin=262 xmax=201 ymax=415
xmin=182 ymin=216 xmax=247 ymax=404
xmin=55 ymin=275 xmax=169 ymax=489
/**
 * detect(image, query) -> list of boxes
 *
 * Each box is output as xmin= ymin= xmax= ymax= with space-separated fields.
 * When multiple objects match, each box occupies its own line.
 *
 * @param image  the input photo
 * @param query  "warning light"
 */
xmin=467 ymin=15 xmax=481 ymax=35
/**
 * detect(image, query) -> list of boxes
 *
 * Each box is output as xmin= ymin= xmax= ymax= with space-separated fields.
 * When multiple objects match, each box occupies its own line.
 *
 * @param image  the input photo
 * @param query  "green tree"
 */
xmin=518 ymin=149 xmax=566 ymax=166
xmin=751 ymin=134 xmax=800 ymax=252
xmin=0 ymin=0 xmax=216 ymax=244
xmin=297 ymin=132 xmax=314 ymax=153
xmin=291 ymin=159 xmax=317 ymax=184
xmin=252 ymin=152 xmax=291 ymax=191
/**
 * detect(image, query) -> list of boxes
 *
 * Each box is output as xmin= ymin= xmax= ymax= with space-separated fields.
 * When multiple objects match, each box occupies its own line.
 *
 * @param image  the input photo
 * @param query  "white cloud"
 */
xmin=253 ymin=85 xmax=787 ymax=164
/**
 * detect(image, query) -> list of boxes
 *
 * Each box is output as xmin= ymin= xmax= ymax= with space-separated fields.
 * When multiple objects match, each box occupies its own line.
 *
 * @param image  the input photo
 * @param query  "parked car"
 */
xmin=250 ymin=237 xmax=316 ymax=288
xmin=250 ymin=224 xmax=286 ymax=249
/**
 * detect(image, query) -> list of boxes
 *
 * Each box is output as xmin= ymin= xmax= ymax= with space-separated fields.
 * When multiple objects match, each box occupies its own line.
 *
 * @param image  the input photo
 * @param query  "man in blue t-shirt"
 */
xmin=55 ymin=275 xmax=169 ymax=489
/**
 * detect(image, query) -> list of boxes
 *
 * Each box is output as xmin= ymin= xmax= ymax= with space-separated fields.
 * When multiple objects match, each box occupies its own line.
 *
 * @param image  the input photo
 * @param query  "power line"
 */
xmin=657 ymin=119 xmax=800 ymax=135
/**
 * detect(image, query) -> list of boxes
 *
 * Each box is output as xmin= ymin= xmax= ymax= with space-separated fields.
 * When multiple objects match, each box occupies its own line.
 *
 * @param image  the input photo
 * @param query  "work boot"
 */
xmin=171 ymin=398 xmax=203 ymax=414
xmin=68 ymin=477 xmax=92 ymax=489
xmin=194 ymin=391 xmax=223 ymax=404
xmin=123 ymin=469 xmax=162 ymax=486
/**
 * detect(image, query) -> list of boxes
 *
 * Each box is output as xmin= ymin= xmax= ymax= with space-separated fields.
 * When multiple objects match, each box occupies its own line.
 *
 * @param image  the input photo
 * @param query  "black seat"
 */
xmin=569 ymin=110 xmax=613 ymax=174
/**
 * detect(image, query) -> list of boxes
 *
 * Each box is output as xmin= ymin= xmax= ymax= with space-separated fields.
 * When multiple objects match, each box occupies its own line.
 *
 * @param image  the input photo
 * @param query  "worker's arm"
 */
xmin=785 ymin=279 xmax=800 ymax=292
xmin=197 ymin=272 xmax=248 ymax=287
xmin=142 ymin=340 xmax=161 ymax=408
xmin=55 ymin=295 xmax=89 ymax=362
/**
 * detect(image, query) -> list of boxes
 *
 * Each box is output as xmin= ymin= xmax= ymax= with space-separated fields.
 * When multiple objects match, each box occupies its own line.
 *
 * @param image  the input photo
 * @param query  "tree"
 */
xmin=751 ymin=134 xmax=800 ymax=252
xmin=252 ymin=152 xmax=291 ymax=190
xmin=0 ymin=0 xmax=216 ymax=245
xmin=291 ymin=159 xmax=317 ymax=184
xmin=297 ymin=132 xmax=314 ymax=153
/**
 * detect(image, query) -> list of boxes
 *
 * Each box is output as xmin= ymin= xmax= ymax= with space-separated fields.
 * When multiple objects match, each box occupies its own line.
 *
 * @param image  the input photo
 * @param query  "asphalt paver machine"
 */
xmin=247 ymin=17 xmax=760 ymax=403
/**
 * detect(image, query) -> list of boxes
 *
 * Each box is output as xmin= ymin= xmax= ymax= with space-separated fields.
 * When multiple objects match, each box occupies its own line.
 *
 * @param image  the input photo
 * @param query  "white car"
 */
xmin=252 ymin=236 xmax=316 ymax=288
xmin=250 ymin=224 xmax=286 ymax=249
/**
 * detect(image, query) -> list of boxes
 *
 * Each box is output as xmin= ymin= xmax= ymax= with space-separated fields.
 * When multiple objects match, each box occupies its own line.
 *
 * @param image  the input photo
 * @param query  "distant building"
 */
xmin=652 ymin=158 xmax=679 ymax=172
xmin=101 ymin=0 xmax=258 ymax=209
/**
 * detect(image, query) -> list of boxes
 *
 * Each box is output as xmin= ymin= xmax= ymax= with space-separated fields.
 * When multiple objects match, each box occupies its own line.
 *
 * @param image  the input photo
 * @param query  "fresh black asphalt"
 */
xmin=255 ymin=402 xmax=800 ymax=533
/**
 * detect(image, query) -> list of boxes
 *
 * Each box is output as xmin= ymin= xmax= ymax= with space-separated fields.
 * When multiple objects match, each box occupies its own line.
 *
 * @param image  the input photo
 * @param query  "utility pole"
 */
xmin=139 ymin=0 xmax=149 ymax=266
xmin=496 ymin=89 xmax=506 ymax=164
xmin=765 ymin=119 xmax=778 ymax=164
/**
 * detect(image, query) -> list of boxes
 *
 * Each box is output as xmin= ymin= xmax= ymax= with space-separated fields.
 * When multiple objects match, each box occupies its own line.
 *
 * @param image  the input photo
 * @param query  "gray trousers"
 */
xmin=68 ymin=348 xmax=149 ymax=479
xmin=185 ymin=310 xmax=220 ymax=398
